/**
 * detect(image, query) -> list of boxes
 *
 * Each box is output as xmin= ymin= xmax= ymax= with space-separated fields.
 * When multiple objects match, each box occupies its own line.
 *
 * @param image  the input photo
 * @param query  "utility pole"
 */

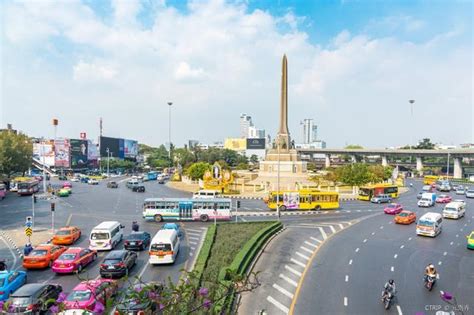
xmin=167 ymin=102 xmax=173 ymax=166
xmin=446 ymin=153 xmax=450 ymax=179
xmin=106 ymin=148 xmax=110 ymax=178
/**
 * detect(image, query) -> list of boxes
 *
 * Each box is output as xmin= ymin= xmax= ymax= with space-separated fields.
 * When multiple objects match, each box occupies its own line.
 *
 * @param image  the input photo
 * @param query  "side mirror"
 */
xmin=120 ymin=225 xmax=125 ymax=229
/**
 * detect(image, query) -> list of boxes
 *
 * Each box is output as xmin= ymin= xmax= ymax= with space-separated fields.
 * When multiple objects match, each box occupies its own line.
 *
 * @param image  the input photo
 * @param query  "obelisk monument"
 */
xmin=258 ymin=55 xmax=307 ymax=177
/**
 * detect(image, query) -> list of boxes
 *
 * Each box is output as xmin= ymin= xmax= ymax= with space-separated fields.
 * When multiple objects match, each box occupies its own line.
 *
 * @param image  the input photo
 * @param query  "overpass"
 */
xmin=296 ymin=148 xmax=474 ymax=178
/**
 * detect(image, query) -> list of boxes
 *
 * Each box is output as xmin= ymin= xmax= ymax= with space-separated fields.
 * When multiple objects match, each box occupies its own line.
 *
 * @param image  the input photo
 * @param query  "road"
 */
xmin=290 ymin=180 xmax=474 ymax=315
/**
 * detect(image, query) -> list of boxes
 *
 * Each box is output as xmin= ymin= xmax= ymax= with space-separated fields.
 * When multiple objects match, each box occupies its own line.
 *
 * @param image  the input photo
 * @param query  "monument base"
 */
xmin=259 ymin=149 xmax=307 ymax=174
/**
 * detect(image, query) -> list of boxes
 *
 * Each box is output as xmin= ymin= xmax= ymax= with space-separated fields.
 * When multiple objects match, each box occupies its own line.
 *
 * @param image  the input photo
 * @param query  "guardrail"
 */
xmin=217 ymin=221 xmax=283 ymax=313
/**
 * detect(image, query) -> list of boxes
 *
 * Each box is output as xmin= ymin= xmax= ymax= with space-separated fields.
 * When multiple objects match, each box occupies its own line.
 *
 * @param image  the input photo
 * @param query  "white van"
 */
xmin=192 ymin=190 xmax=221 ymax=199
xmin=149 ymin=229 xmax=180 ymax=265
xmin=416 ymin=212 xmax=443 ymax=237
xmin=89 ymin=221 xmax=124 ymax=251
xmin=442 ymin=201 xmax=465 ymax=219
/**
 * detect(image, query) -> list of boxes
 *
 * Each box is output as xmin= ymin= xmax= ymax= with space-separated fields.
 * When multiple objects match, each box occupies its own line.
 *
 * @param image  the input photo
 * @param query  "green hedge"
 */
xmin=193 ymin=224 xmax=216 ymax=284
xmin=218 ymin=221 xmax=283 ymax=312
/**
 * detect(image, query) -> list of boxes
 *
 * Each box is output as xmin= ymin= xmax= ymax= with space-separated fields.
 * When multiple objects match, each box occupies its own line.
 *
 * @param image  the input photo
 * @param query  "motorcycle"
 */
xmin=381 ymin=290 xmax=394 ymax=310
xmin=424 ymin=275 xmax=437 ymax=291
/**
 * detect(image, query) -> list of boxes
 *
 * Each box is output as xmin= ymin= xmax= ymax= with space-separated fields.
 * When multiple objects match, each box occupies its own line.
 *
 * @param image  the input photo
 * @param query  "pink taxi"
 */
xmin=52 ymin=247 xmax=97 ymax=274
xmin=64 ymin=279 xmax=117 ymax=313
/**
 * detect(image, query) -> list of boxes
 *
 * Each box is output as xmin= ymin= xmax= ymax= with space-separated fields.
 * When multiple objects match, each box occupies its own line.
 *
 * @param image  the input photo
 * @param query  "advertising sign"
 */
xmin=246 ymin=138 xmax=266 ymax=150
xmin=54 ymin=139 xmax=70 ymax=168
xmin=100 ymin=136 xmax=120 ymax=158
xmin=33 ymin=143 xmax=55 ymax=166
xmin=224 ymin=138 xmax=247 ymax=151
xmin=124 ymin=140 xmax=138 ymax=158
xmin=87 ymin=140 xmax=99 ymax=161
xmin=70 ymin=139 xmax=88 ymax=168
xmin=118 ymin=139 xmax=125 ymax=159
xmin=283 ymin=192 xmax=300 ymax=210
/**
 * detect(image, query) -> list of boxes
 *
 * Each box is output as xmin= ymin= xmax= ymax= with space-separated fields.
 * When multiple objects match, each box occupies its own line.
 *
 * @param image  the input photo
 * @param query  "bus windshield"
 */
xmin=359 ymin=188 xmax=371 ymax=196
xmin=418 ymin=220 xmax=434 ymax=227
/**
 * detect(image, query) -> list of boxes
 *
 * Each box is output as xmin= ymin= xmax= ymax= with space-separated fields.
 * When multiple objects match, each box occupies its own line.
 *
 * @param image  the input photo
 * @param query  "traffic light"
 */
xmin=237 ymin=201 xmax=241 ymax=209
xmin=51 ymin=203 xmax=55 ymax=212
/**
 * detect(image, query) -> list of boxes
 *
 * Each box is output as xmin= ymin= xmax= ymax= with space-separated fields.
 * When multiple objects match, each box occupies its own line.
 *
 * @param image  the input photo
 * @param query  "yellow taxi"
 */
xmin=467 ymin=231 xmax=474 ymax=250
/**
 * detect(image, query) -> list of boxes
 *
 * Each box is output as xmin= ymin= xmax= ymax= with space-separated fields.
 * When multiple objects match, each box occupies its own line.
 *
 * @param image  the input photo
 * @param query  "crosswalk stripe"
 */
xmin=188 ymin=236 xmax=200 ymax=241
xmin=304 ymin=241 xmax=318 ymax=248
xmin=310 ymin=237 xmax=322 ymax=243
xmin=273 ymin=283 xmax=294 ymax=299
xmin=285 ymin=265 xmax=302 ymax=277
xmin=279 ymin=274 xmax=298 ymax=287
xmin=300 ymin=246 xmax=313 ymax=254
xmin=267 ymin=296 xmax=289 ymax=314
xmin=291 ymin=258 xmax=306 ymax=268
xmin=186 ymin=229 xmax=202 ymax=233
xmin=317 ymin=227 xmax=328 ymax=239
xmin=295 ymin=252 xmax=310 ymax=261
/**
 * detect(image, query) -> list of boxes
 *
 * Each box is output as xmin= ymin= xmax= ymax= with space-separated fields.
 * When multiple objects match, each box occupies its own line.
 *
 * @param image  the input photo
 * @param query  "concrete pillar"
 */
xmin=453 ymin=157 xmax=462 ymax=179
xmin=416 ymin=157 xmax=423 ymax=174
xmin=381 ymin=156 xmax=388 ymax=167
xmin=325 ymin=154 xmax=331 ymax=168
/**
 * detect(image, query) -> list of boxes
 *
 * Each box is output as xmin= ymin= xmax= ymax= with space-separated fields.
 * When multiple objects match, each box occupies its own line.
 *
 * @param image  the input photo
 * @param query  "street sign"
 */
xmin=25 ymin=227 xmax=33 ymax=237
xmin=25 ymin=216 xmax=33 ymax=228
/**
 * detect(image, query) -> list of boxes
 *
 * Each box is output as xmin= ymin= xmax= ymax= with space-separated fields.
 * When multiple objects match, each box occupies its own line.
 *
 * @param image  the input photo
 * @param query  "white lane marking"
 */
xmin=397 ymin=305 xmax=403 ymax=315
xmin=380 ymin=226 xmax=384 ymax=229
xmin=186 ymin=232 xmax=202 ymax=236
xmin=327 ymin=225 xmax=336 ymax=233
xmin=363 ymin=239 xmax=367 ymax=243
xmin=290 ymin=258 xmax=306 ymax=268
xmin=443 ymin=252 xmax=447 ymax=256
xmin=304 ymin=241 xmax=318 ymax=248
xmin=335 ymin=211 xmax=340 ymax=213
xmin=134 ymin=261 xmax=149 ymax=283
xmin=408 ymin=237 xmax=412 ymax=241
xmin=337 ymin=224 xmax=344 ymax=230
xmin=345 ymin=275 xmax=349 ymax=282
xmin=189 ymin=241 xmax=198 ymax=245
xmin=344 ymin=297 xmax=348 ymax=306
xmin=456 ymin=234 xmax=459 ymax=238
xmin=186 ymin=228 xmax=203 ymax=233
xmin=357 ymin=210 xmax=361 ymax=212
xmin=438 ymin=261 xmax=442 ymax=266
xmin=391 ymin=266 xmax=394 ymax=272
xmin=388 ymin=221 xmax=392 ymax=224
xmin=273 ymin=283 xmax=294 ymax=299
xmin=355 ymin=248 xmax=360 ymax=253
xmin=300 ymin=246 xmax=314 ymax=254
xmin=285 ymin=265 xmax=302 ymax=277
xmin=42 ymin=274 xmax=57 ymax=284
xmin=295 ymin=252 xmax=310 ymax=261
xmin=317 ymin=227 xmax=328 ymax=240
xmin=280 ymin=274 xmax=298 ymax=287
xmin=188 ymin=236 xmax=200 ymax=241
xmin=400 ymin=245 xmax=405 ymax=249
xmin=394 ymin=254 xmax=398 ymax=259
xmin=450 ymin=241 xmax=454 ymax=245
xmin=464 ymin=223 xmax=468 ymax=227
xmin=310 ymin=237 xmax=322 ymax=243
xmin=349 ymin=259 xmax=353 ymax=265
xmin=371 ymin=232 xmax=376 ymax=235
xmin=190 ymin=252 xmax=194 ymax=257
xmin=267 ymin=296 xmax=289 ymax=314
xmin=190 ymin=247 xmax=196 ymax=250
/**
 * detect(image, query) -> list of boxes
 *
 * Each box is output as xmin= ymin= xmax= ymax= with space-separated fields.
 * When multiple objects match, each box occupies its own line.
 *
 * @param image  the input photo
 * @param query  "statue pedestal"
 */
xmin=258 ymin=149 xmax=307 ymax=176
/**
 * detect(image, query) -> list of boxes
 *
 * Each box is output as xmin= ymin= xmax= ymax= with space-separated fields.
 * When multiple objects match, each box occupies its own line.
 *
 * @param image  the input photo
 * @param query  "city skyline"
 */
xmin=1 ymin=0 xmax=472 ymax=148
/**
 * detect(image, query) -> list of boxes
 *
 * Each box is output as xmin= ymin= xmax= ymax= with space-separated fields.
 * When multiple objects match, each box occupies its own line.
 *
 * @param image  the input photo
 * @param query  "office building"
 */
xmin=240 ymin=114 xmax=253 ymax=138
xmin=302 ymin=119 xmax=317 ymax=144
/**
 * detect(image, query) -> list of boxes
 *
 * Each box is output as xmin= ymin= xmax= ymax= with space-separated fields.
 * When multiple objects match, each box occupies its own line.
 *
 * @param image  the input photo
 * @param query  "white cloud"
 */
xmin=1 ymin=1 xmax=471 ymax=147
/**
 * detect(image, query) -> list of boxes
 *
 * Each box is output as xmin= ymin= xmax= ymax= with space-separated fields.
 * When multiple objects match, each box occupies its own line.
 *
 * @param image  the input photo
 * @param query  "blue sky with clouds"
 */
xmin=1 ymin=0 xmax=472 ymax=147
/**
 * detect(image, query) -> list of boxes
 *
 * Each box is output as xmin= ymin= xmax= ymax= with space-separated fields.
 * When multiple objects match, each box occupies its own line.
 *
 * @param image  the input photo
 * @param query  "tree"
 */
xmin=415 ymin=138 xmax=435 ymax=150
xmin=236 ymin=163 xmax=249 ymax=170
xmin=0 ymin=131 xmax=32 ymax=177
xmin=186 ymin=162 xmax=211 ymax=180
xmin=174 ymin=147 xmax=196 ymax=167
xmin=147 ymin=145 xmax=170 ymax=168
xmin=250 ymin=155 xmax=259 ymax=164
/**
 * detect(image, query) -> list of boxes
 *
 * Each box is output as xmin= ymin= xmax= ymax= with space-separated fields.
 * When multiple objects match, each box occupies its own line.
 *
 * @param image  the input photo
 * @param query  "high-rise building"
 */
xmin=188 ymin=140 xmax=199 ymax=149
xmin=302 ymin=119 xmax=317 ymax=144
xmin=240 ymin=114 xmax=253 ymax=138
xmin=248 ymin=126 xmax=266 ymax=139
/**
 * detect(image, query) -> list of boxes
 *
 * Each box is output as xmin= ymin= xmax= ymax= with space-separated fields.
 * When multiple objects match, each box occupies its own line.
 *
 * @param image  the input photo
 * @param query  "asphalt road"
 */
xmin=292 ymin=180 xmax=474 ymax=315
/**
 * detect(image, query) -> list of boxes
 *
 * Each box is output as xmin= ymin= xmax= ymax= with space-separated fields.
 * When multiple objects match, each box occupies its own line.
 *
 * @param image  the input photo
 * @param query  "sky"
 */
xmin=0 ymin=0 xmax=472 ymax=148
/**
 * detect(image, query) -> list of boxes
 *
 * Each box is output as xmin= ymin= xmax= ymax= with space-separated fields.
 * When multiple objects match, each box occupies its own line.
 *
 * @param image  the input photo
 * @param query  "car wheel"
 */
xmin=154 ymin=215 xmax=163 ymax=222
xmin=279 ymin=205 xmax=287 ymax=211
xmin=200 ymin=214 xmax=209 ymax=222
xmin=314 ymin=205 xmax=321 ymax=211
xmin=76 ymin=264 xmax=82 ymax=274
xmin=48 ymin=260 xmax=52 ymax=268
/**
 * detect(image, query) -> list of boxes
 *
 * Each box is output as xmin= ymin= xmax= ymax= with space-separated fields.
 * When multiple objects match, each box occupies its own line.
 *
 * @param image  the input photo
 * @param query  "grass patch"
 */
xmin=201 ymin=222 xmax=273 ymax=288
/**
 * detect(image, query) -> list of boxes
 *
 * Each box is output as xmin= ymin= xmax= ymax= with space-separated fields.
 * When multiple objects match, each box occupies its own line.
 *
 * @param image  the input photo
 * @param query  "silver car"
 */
xmin=465 ymin=188 xmax=474 ymax=198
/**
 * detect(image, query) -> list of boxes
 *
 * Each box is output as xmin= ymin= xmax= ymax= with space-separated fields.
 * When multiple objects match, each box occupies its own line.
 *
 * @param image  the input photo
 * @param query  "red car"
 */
xmin=436 ymin=194 xmax=452 ymax=203
xmin=62 ymin=181 xmax=72 ymax=188
xmin=52 ymin=247 xmax=97 ymax=274
xmin=383 ymin=203 xmax=403 ymax=215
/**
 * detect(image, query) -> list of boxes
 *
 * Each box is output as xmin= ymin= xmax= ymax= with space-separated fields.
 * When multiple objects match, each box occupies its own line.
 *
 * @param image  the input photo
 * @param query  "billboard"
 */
xmin=124 ymin=140 xmax=138 ymax=158
xmin=246 ymin=138 xmax=266 ymax=150
xmin=54 ymin=139 xmax=70 ymax=168
xmin=70 ymin=139 xmax=88 ymax=168
xmin=33 ymin=143 xmax=55 ymax=166
xmin=118 ymin=139 xmax=125 ymax=159
xmin=224 ymin=138 xmax=247 ymax=151
xmin=87 ymin=140 xmax=99 ymax=161
xmin=100 ymin=136 xmax=120 ymax=158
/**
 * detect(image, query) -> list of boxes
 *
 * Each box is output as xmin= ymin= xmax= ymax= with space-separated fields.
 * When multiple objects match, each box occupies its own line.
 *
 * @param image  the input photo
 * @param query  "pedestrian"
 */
xmin=132 ymin=221 xmax=139 ymax=232
xmin=24 ymin=243 xmax=33 ymax=256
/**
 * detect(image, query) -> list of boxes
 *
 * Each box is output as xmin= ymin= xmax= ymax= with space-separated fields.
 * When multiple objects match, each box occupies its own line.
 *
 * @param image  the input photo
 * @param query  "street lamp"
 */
xmin=106 ymin=148 xmax=110 ymax=178
xmin=409 ymin=100 xmax=415 ymax=148
xmin=168 ymin=102 xmax=173 ymax=166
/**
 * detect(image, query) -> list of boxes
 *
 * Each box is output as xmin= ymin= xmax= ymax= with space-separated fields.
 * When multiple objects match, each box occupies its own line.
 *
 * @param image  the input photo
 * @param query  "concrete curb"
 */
xmin=0 ymin=230 xmax=24 ymax=259
xmin=235 ymin=209 xmax=378 ymax=217
xmin=225 ymin=195 xmax=264 ymax=200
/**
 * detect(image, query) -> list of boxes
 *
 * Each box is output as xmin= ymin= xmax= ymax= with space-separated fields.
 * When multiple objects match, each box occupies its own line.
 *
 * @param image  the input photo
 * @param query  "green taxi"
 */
xmin=467 ymin=231 xmax=474 ymax=250
xmin=58 ymin=188 xmax=70 ymax=197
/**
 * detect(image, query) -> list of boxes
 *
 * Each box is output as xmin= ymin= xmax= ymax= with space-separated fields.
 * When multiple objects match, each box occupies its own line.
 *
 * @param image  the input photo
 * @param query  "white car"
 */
xmin=453 ymin=199 xmax=466 ymax=206
xmin=88 ymin=179 xmax=99 ymax=185
xmin=70 ymin=177 xmax=80 ymax=182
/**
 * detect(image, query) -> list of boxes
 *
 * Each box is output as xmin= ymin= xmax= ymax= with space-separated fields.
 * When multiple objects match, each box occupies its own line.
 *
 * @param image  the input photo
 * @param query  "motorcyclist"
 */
xmin=381 ymin=279 xmax=396 ymax=301
xmin=424 ymin=264 xmax=438 ymax=282
xmin=24 ymin=243 xmax=33 ymax=256
xmin=0 ymin=259 xmax=7 ymax=273
xmin=132 ymin=221 xmax=139 ymax=232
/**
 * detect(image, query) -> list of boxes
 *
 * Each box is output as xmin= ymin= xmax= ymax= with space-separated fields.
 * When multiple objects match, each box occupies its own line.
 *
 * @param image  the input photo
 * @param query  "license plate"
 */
xmin=60 ymin=264 xmax=65 ymax=267
xmin=130 ymin=242 xmax=135 ymax=245
xmin=30 ymin=260 xmax=37 ymax=263
xmin=158 ymin=255 xmax=164 ymax=258
xmin=109 ymin=266 xmax=115 ymax=269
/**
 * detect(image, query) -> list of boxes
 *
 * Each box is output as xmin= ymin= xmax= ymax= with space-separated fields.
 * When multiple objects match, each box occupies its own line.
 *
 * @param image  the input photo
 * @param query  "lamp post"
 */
xmin=167 ymin=102 xmax=173 ymax=166
xmin=41 ymin=138 xmax=47 ymax=193
xmin=446 ymin=153 xmax=450 ymax=179
xmin=106 ymin=148 xmax=110 ymax=178
xmin=409 ymin=100 xmax=415 ymax=173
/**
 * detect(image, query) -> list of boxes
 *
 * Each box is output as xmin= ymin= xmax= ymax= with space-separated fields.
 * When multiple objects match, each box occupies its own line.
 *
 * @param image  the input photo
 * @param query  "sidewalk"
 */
xmin=0 ymin=227 xmax=53 ymax=258
xmin=167 ymin=181 xmax=199 ymax=193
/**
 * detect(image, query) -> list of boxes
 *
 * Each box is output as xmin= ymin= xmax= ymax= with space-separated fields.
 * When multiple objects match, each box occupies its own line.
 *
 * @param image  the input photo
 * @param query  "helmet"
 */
xmin=429 ymin=264 xmax=435 ymax=269
xmin=389 ymin=279 xmax=394 ymax=285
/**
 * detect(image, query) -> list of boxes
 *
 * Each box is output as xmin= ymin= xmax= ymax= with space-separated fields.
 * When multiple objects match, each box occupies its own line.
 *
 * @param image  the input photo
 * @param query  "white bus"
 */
xmin=89 ymin=221 xmax=124 ymax=251
xmin=149 ymin=229 xmax=180 ymax=265
xmin=416 ymin=213 xmax=443 ymax=237
xmin=192 ymin=190 xmax=221 ymax=199
xmin=142 ymin=198 xmax=232 ymax=223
